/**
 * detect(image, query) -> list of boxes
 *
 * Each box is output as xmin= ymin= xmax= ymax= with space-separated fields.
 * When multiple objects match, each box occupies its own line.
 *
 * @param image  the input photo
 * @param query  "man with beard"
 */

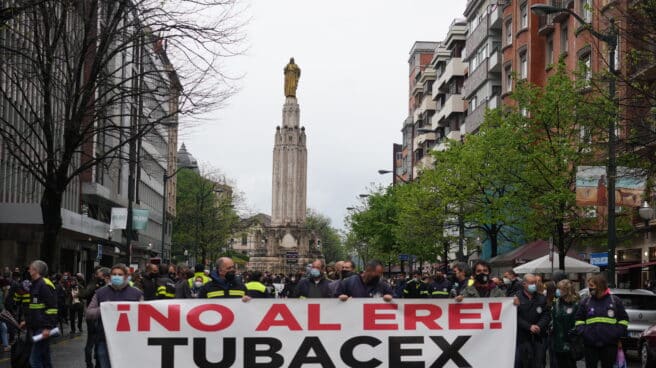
xmin=294 ymin=259 xmax=333 ymax=298
xmin=336 ymin=260 xmax=393 ymax=301
xmin=140 ymin=263 xmax=160 ymax=301
xmin=456 ymin=260 xmax=505 ymax=301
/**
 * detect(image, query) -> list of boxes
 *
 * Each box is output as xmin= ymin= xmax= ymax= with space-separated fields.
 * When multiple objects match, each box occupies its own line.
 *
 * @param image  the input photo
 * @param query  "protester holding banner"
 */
xmin=199 ymin=257 xmax=249 ymax=300
xmin=456 ymin=260 xmax=504 ymax=301
xmin=575 ymin=274 xmax=628 ymax=368
xmin=19 ymin=260 xmax=58 ymax=368
xmin=87 ymin=263 xmax=144 ymax=368
xmin=516 ymin=273 xmax=551 ymax=368
xmin=293 ymin=259 xmax=333 ymax=298
xmin=403 ymin=271 xmax=426 ymax=298
xmin=141 ymin=264 xmax=160 ymax=301
xmin=336 ymin=260 xmax=393 ymax=301
xmin=504 ymin=270 xmax=523 ymax=297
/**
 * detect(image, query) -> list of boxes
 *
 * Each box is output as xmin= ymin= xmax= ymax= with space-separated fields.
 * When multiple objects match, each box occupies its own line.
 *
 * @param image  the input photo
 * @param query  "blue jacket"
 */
xmin=575 ymin=292 xmax=628 ymax=347
xmin=335 ymin=275 xmax=393 ymax=298
xmin=25 ymin=277 xmax=58 ymax=332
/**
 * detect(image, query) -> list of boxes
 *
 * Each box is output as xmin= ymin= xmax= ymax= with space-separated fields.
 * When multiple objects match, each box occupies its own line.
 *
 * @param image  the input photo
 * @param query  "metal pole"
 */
xmin=161 ymin=173 xmax=168 ymax=261
xmin=607 ymin=31 xmax=617 ymax=287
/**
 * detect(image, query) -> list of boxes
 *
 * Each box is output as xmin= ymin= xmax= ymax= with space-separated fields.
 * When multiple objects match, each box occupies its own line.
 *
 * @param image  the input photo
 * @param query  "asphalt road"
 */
xmin=0 ymin=329 xmax=643 ymax=367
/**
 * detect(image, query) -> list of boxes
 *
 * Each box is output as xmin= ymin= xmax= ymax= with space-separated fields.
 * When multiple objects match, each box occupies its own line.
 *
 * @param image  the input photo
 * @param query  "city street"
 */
xmin=0 ymin=330 xmax=87 ymax=368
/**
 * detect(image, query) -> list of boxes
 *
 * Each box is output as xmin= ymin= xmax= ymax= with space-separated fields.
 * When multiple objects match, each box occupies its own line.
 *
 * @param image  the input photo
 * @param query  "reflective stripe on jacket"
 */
xmin=575 ymin=293 xmax=628 ymax=347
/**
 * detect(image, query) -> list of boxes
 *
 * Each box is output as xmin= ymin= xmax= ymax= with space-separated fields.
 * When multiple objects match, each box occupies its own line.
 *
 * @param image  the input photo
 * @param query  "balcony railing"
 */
xmin=489 ymin=49 xmax=501 ymax=73
xmin=432 ymin=94 xmax=465 ymax=128
xmin=489 ymin=5 xmax=502 ymax=30
xmin=538 ymin=14 xmax=555 ymax=35
xmin=464 ymin=104 xmax=486 ymax=134
xmin=433 ymin=58 xmax=466 ymax=99
xmin=466 ymin=18 xmax=489 ymax=55
xmin=463 ymin=59 xmax=488 ymax=98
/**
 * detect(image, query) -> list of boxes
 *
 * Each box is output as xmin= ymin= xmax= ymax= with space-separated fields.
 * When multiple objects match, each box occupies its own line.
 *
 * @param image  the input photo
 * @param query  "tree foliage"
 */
xmin=172 ymin=169 xmax=239 ymax=265
xmin=305 ymin=209 xmax=345 ymax=264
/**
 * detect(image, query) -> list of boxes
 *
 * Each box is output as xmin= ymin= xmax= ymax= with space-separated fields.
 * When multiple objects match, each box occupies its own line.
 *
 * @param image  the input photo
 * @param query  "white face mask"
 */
xmin=194 ymin=281 xmax=203 ymax=288
xmin=503 ymin=277 xmax=511 ymax=285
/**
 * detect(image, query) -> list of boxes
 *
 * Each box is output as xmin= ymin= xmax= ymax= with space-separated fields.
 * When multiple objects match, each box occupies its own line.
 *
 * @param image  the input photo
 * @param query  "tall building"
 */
xmin=463 ymin=0 xmax=503 ymax=135
xmin=248 ymin=59 xmax=319 ymax=273
xmin=432 ymin=20 xmax=468 ymax=151
xmin=397 ymin=42 xmax=439 ymax=182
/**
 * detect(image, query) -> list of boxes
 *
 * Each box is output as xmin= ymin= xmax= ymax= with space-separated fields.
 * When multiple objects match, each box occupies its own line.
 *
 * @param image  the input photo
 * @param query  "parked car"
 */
xmin=639 ymin=323 xmax=656 ymax=368
xmin=579 ymin=288 xmax=656 ymax=351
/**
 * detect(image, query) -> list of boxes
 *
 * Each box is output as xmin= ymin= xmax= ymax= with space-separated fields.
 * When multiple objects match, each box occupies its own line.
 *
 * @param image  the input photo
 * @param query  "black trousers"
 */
xmin=554 ymin=352 xmax=577 ymax=368
xmin=69 ymin=304 xmax=84 ymax=333
xmin=518 ymin=340 xmax=545 ymax=368
xmin=85 ymin=319 xmax=97 ymax=368
xmin=584 ymin=345 xmax=618 ymax=368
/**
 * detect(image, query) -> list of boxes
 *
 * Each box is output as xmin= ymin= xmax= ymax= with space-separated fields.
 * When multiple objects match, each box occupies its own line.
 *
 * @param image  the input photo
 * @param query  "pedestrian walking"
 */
xmin=68 ymin=277 xmax=84 ymax=336
xmin=79 ymin=266 xmax=110 ymax=368
xmin=293 ymin=259 xmax=333 ymax=298
xmin=516 ymin=273 xmax=551 ymax=368
xmin=86 ymin=264 xmax=143 ymax=368
xmin=336 ymin=260 xmax=393 ymax=301
xmin=20 ymin=260 xmax=58 ymax=368
xmin=575 ymin=274 xmax=628 ymax=368
xmin=551 ymin=279 xmax=580 ymax=368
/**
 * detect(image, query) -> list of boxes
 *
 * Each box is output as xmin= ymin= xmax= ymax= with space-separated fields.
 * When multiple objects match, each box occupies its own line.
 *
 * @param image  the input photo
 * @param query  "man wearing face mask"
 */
xmin=504 ymin=270 xmax=523 ymax=297
xmin=141 ymin=263 xmax=160 ymax=301
xmin=428 ymin=271 xmax=452 ymax=298
xmin=403 ymin=271 xmax=426 ymax=298
xmin=199 ymin=257 xmax=249 ymax=301
xmin=456 ymin=261 xmax=504 ymax=301
xmin=329 ymin=260 xmax=355 ymax=296
xmin=245 ymin=271 xmax=272 ymax=298
xmin=515 ymin=273 xmax=551 ymax=368
xmin=86 ymin=264 xmax=143 ymax=368
xmin=294 ymin=259 xmax=333 ymax=298
xmin=336 ymin=260 xmax=393 ymax=301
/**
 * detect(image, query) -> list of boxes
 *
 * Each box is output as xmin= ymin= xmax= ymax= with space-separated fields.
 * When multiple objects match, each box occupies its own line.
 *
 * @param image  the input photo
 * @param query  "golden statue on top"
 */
xmin=284 ymin=57 xmax=301 ymax=97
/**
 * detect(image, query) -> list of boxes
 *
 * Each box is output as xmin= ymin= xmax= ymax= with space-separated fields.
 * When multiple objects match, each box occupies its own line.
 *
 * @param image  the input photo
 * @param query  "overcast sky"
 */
xmin=179 ymin=0 xmax=467 ymax=230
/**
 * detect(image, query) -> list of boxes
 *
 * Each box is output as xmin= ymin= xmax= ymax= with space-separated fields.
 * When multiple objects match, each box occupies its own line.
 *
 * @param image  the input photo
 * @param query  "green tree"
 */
xmin=504 ymin=62 xmax=614 ymax=269
xmin=305 ymin=209 xmax=345 ymax=263
xmin=172 ymin=169 xmax=239 ymax=265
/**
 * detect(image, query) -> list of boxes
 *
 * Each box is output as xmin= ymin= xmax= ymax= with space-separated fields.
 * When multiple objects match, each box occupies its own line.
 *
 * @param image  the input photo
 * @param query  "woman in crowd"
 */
xmin=551 ymin=279 xmax=580 ymax=368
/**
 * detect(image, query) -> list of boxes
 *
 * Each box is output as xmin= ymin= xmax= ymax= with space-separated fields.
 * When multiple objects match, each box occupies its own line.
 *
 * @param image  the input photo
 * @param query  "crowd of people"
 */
xmin=0 ymin=257 xmax=629 ymax=368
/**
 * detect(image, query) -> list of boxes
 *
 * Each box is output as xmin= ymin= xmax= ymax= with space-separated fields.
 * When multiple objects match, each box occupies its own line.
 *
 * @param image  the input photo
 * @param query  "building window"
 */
xmin=580 ymin=53 xmax=591 ymax=83
xmin=505 ymin=19 xmax=513 ymax=45
xmin=613 ymin=34 xmax=620 ymax=71
xmin=519 ymin=51 xmax=528 ymax=79
xmin=471 ymin=96 xmax=478 ymax=111
xmin=580 ymin=0 xmax=591 ymax=22
xmin=505 ymin=65 xmax=513 ymax=93
xmin=560 ymin=25 xmax=569 ymax=54
xmin=520 ymin=2 xmax=528 ymax=29
xmin=241 ymin=233 xmax=247 ymax=245
xmin=546 ymin=35 xmax=554 ymax=66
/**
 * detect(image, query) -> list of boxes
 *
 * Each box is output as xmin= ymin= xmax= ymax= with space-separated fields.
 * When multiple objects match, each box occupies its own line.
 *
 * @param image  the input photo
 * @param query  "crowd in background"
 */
xmin=0 ymin=258 xmax=629 ymax=368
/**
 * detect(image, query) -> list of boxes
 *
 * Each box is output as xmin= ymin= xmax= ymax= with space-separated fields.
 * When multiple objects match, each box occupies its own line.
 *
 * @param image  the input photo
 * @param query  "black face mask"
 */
xmin=225 ymin=271 xmax=236 ymax=282
xmin=168 ymin=273 xmax=177 ymax=281
xmin=96 ymin=278 xmax=105 ymax=286
xmin=475 ymin=273 xmax=489 ymax=285
xmin=150 ymin=273 xmax=158 ymax=279
xmin=341 ymin=271 xmax=353 ymax=279
xmin=366 ymin=276 xmax=380 ymax=286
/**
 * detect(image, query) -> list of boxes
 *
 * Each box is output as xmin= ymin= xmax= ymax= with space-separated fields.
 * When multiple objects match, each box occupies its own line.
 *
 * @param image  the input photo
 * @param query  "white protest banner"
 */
xmin=101 ymin=298 xmax=517 ymax=368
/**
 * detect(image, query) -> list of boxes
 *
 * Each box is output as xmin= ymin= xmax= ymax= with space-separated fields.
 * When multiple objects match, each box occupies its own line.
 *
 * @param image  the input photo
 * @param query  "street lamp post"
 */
xmin=161 ymin=164 xmax=197 ymax=262
xmin=531 ymin=4 xmax=618 ymax=286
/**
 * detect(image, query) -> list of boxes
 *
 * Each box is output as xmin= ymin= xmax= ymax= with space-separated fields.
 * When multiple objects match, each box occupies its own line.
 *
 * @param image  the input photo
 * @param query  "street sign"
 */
xmin=286 ymin=251 xmax=298 ymax=264
xmin=97 ymin=244 xmax=103 ymax=260
xmin=398 ymin=254 xmax=409 ymax=261
xmin=590 ymin=252 xmax=609 ymax=267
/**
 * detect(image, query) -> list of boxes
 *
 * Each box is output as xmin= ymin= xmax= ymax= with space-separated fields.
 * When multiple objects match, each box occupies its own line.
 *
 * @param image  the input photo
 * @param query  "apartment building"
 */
xmin=463 ymin=0 xmax=504 ymax=134
xmin=431 ymin=20 xmax=468 ymax=151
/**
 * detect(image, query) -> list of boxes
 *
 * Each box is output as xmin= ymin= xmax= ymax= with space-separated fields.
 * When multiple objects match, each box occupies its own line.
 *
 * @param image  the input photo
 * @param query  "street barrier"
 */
xmin=101 ymin=298 xmax=517 ymax=367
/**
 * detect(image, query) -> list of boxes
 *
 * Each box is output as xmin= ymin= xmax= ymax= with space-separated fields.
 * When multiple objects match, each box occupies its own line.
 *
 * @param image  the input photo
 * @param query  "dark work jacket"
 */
xmin=506 ymin=279 xmax=523 ymax=297
xmin=428 ymin=279 xmax=452 ymax=298
xmin=25 ymin=277 xmax=58 ymax=332
xmin=575 ymin=292 xmax=628 ymax=347
xmin=141 ymin=274 xmax=158 ymax=301
xmin=245 ymin=281 xmax=272 ymax=298
xmin=517 ymin=290 xmax=551 ymax=342
xmin=293 ymin=278 xmax=332 ymax=298
xmin=403 ymin=279 xmax=426 ymax=298
xmin=335 ymin=275 xmax=393 ymax=298
xmin=198 ymin=272 xmax=246 ymax=299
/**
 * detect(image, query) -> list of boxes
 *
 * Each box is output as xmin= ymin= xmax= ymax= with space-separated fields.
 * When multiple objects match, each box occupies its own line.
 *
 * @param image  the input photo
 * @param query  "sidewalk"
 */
xmin=0 ymin=329 xmax=88 ymax=368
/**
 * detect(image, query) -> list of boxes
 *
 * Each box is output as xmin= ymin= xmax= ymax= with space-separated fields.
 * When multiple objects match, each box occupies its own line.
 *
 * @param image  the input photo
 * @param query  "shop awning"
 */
xmin=616 ymin=261 xmax=656 ymax=271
